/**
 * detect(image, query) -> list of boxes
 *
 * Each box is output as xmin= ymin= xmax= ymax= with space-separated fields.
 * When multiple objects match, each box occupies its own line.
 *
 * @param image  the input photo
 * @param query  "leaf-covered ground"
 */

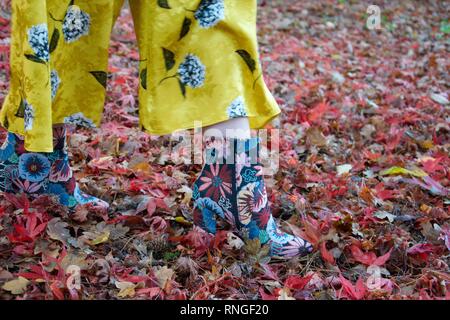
xmin=0 ymin=0 xmax=449 ymax=300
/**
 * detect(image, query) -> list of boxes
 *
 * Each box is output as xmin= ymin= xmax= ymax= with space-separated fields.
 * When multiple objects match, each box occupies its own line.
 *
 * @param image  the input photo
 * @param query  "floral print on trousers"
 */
xmin=1 ymin=0 xmax=281 ymax=153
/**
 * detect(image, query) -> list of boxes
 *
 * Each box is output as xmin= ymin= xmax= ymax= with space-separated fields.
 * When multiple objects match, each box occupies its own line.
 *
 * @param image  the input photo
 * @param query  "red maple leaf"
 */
xmin=307 ymin=101 xmax=331 ymax=124
xmin=374 ymin=182 xmax=397 ymax=201
xmin=338 ymin=274 xmax=367 ymax=300
xmin=7 ymin=212 xmax=47 ymax=244
xmin=320 ymin=241 xmax=336 ymax=265
xmin=285 ymin=274 xmax=313 ymax=290
xmin=406 ymin=243 xmax=436 ymax=262
xmin=350 ymin=245 xmax=393 ymax=266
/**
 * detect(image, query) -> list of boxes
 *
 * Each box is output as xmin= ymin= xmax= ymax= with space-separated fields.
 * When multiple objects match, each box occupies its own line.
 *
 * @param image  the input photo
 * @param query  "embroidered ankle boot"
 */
xmin=192 ymin=137 xmax=312 ymax=259
xmin=0 ymin=126 xmax=109 ymax=210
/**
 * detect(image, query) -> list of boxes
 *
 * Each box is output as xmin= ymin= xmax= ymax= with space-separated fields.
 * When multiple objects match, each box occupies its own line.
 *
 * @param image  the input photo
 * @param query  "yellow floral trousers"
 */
xmin=1 ymin=0 xmax=281 ymax=152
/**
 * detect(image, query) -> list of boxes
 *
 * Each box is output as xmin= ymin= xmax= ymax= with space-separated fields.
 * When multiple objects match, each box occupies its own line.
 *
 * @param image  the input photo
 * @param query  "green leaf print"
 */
xmin=24 ymin=54 xmax=47 ymax=65
xmin=49 ymin=28 xmax=60 ymax=54
xmin=157 ymin=0 xmax=171 ymax=9
xmin=162 ymin=48 xmax=176 ymax=71
xmin=15 ymin=99 xmax=25 ymax=118
xmin=179 ymin=17 xmax=192 ymax=40
xmin=236 ymin=50 xmax=257 ymax=73
xmin=178 ymin=79 xmax=186 ymax=98
xmin=89 ymin=71 xmax=108 ymax=89
xmin=3 ymin=116 xmax=9 ymax=129
xmin=140 ymin=68 xmax=148 ymax=90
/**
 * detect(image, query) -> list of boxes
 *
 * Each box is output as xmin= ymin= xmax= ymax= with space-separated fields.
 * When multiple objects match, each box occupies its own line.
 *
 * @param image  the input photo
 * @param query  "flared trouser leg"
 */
xmin=1 ymin=0 xmax=125 ymax=152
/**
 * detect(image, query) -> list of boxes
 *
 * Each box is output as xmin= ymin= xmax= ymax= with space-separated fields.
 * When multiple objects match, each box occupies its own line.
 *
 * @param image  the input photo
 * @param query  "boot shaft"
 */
xmin=0 ymin=126 xmax=75 ymax=202
xmin=193 ymin=136 xmax=269 ymax=233
xmin=203 ymin=136 xmax=261 ymax=166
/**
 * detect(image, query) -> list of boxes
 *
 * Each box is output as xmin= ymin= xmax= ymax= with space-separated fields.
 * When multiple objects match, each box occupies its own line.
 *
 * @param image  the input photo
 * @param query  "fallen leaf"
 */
xmin=430 ymin=93 xmax=449 ymax=105
xmin=306 ymin=127 xmax=327 ymax=147
xmin=89 ymin=231 xmax=110 ymax=246
xmin=154 ymin=266 xmax=174 ymax=291
xmin=380 ymin=166 xmax=427 ymax=178
xmin=115 ymin=281 xmax=136 ymax=298
xmin=277 ymin=288 xmax=295 ymax=300
xmin=47 ymin=218 xmax=72 ymax=244
xmin=2 ymin=276 xmax=30 ymax=295
xmin=336 ymin=164 xmax=352 ymax=176
xmin=284 ymin=274 xmax=313 ymax=290
xmin=374 ymin=211 xmax=396 ymax=223
xmin=320 ymin=241 xmax=336 ymax=264
xmin=227 ymin=232 xmax=245 ymax=250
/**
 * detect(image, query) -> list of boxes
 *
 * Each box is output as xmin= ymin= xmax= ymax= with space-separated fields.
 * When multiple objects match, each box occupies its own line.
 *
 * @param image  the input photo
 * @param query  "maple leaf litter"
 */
xmin=0 ymin=1 xmax=448 ymax=300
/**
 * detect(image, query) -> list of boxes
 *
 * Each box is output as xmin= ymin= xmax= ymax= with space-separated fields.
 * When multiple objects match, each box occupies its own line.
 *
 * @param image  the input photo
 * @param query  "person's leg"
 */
xmin=0 ymin=0 xmax=126 ymax=209
xmin=192 ymin=117 xmax=312 ymax=259
xmin=204 ymin=118 xmax=251 ymax=139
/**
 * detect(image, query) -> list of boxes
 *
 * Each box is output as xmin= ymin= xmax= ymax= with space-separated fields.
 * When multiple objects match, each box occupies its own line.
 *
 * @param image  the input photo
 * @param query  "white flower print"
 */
xmin=50 ymin=70 xmax=61 ymax=100
xmin=227 ymin=96 xmax=248 ymax=119
xmin=27 ymin=24 xmax=49 ymax=62
xmin=178 ymin=54 xmax=206 ymax=88
xmin=194 ymin=0 xmax=225 ymax=28
xmin=62 ymin=5 xmax=91 ymax=43
xmin=237 ymin=181 xmax=268 ymax=226
xmin=63 ymin=112 xmax=96 ymax=128
xmin=24 ymin=101 xmax=35 ymax=131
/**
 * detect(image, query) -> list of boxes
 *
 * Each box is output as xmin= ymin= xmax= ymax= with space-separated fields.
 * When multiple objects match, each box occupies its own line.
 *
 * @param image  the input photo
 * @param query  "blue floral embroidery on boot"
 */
xmin=73 ymin=184 xmax=107 ymax=208
xmin=218 ymin=195 xmax=232 ymax=211
xmin=0 ymin=133 xmax=16 ymax=161
xmin=191 ymin=137 xmax=312 ymax=259
xmin=193 ymin=197 xmax=225 ymax=234
xmin=192 ymin=183 xmax=200 ymax=200
xmin=241 ymin=167 xmax=258 ymax=183
xmin=0 ymin=128 xmax=109 ymax=210
xmin=18 ymin=153 xmax=51 ymax=182
xmin=46 ymin=183 xmax=70 ymax=206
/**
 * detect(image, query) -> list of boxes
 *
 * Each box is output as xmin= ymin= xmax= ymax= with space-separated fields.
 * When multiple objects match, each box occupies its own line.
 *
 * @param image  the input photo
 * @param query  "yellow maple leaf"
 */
xmin=115 ymin=281 xmax=136 ymax=298
xmin=380 ymin=166 xmax=427 ymax=178
xmin=90 ymin=231 xmax=110 ymax=246
xmin=2 ymin=277 xmax=30 ymax=295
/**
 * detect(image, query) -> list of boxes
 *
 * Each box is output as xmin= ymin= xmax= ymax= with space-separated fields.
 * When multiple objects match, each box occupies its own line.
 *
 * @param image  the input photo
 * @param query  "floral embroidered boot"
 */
xmin=192 ymin=137 xmax=313 ymax=259
xmin=0 ymin=125 xmax=109 ymax=210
